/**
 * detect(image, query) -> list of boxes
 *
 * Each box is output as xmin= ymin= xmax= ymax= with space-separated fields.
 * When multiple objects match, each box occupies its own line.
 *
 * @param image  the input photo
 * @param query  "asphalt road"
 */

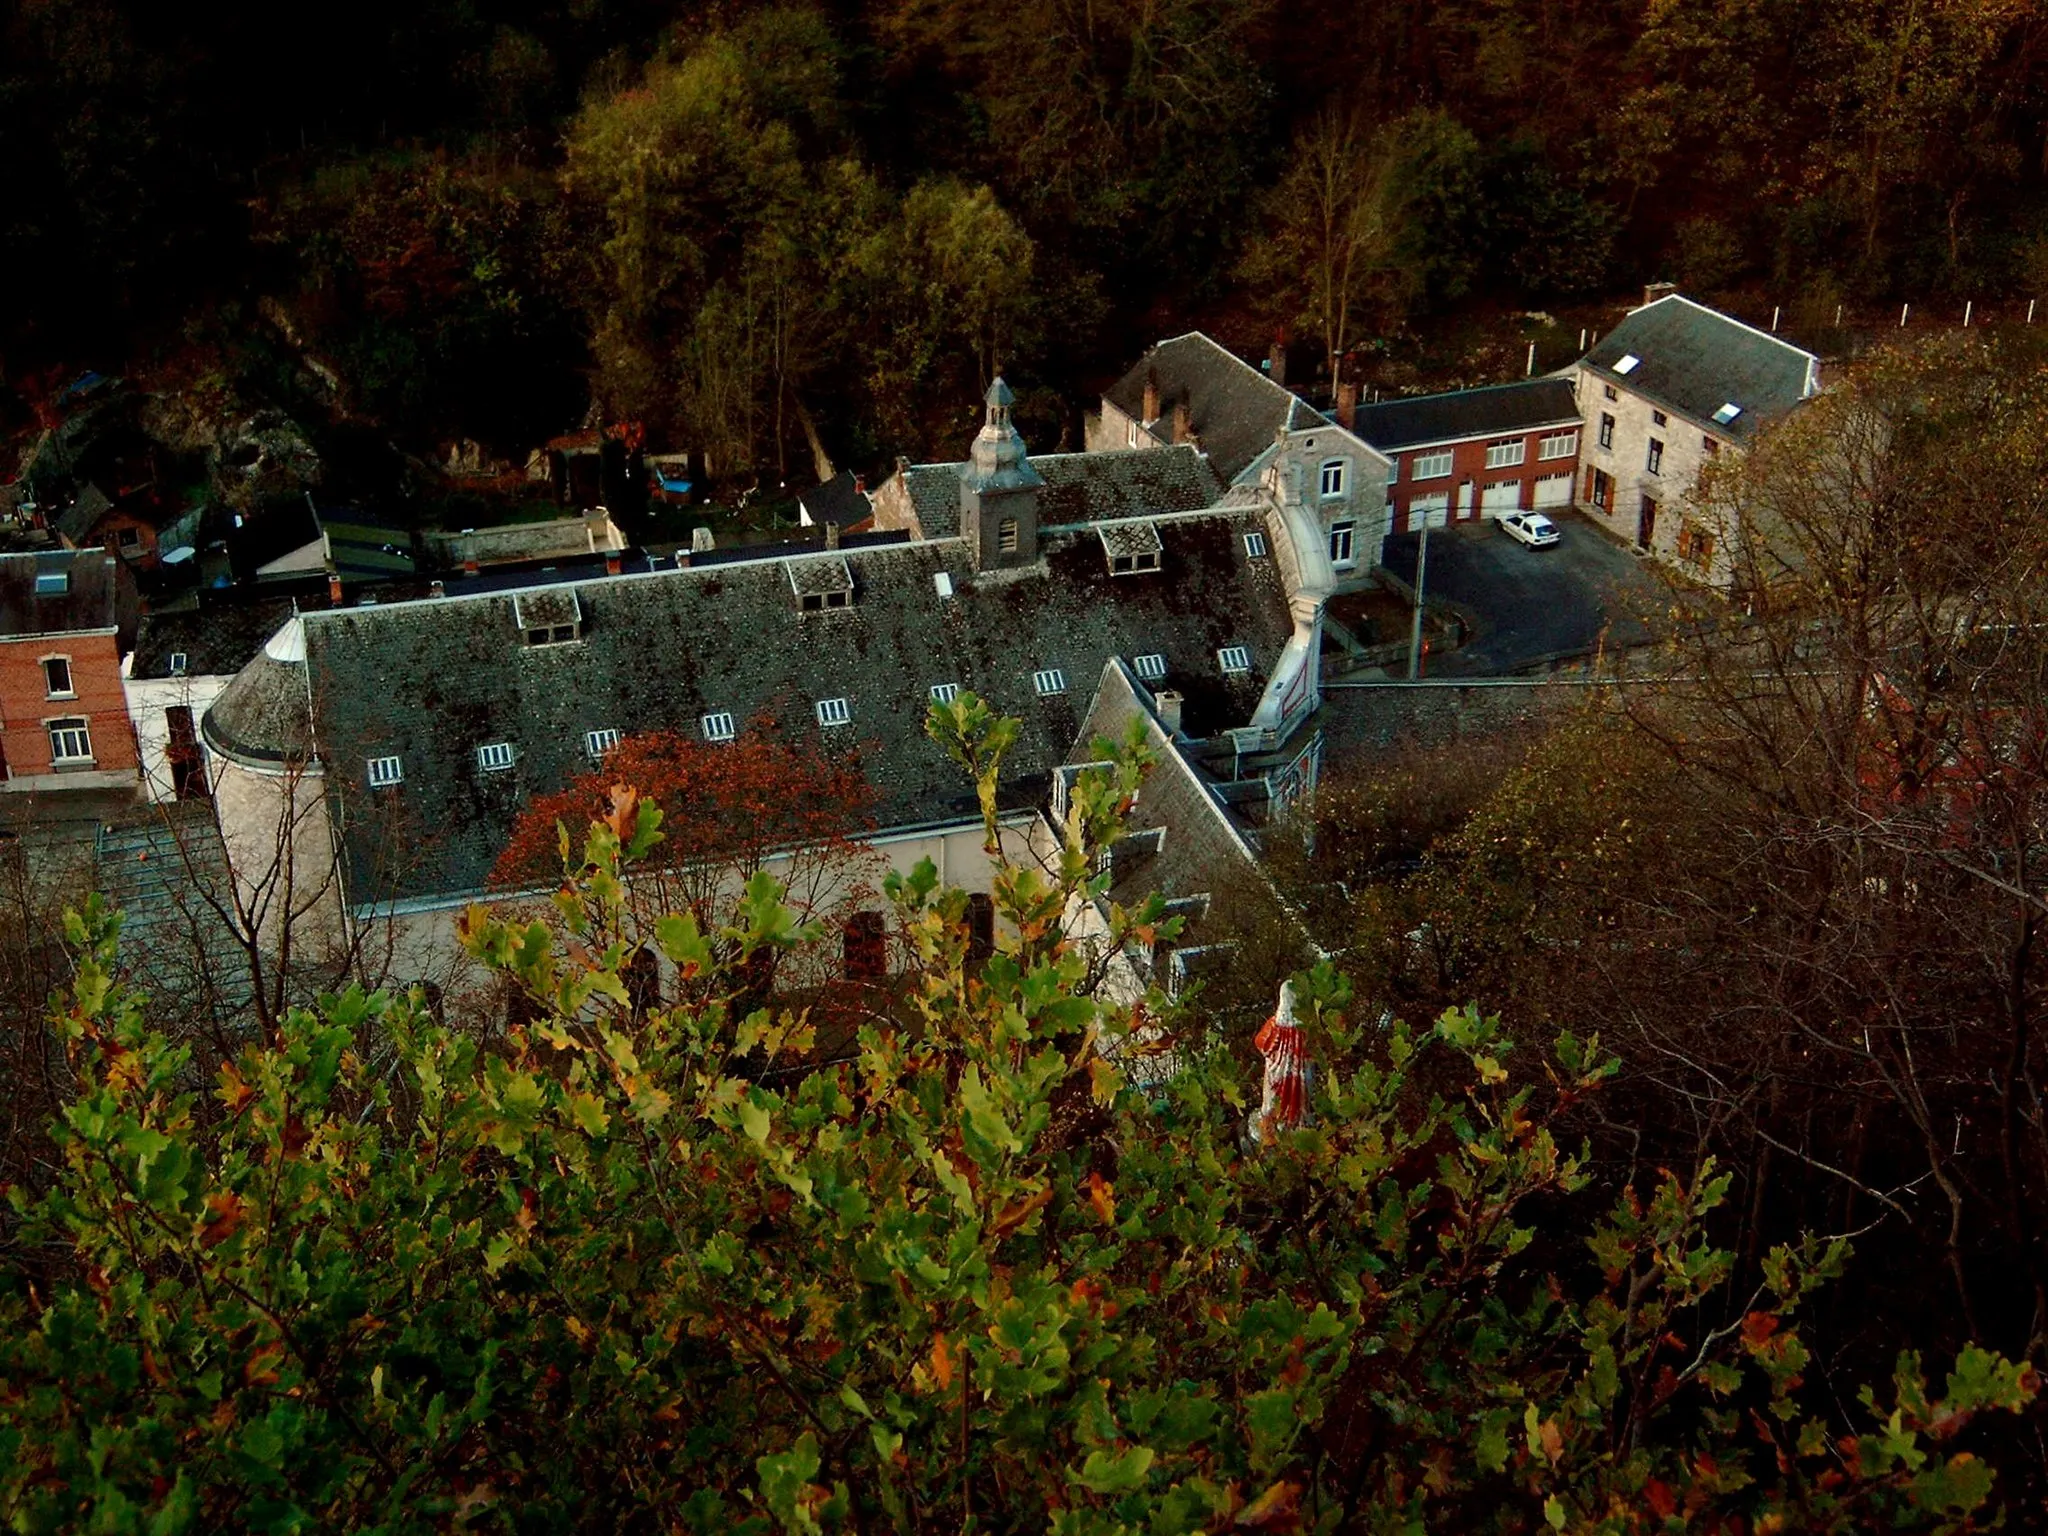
xmin=1376 ymin=511 xmax=1667 ymax=675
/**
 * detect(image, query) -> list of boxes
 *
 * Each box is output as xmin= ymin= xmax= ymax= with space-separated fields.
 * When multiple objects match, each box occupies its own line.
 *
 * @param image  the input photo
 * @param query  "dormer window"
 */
xmin=701 ymin=712 xmax=735 ymax=742
xmin=367 ymin=755 xmax=403 ymax=788
xmin=513 ymin=589 xmax=583 ymax=646
xmin=1217 ymin=646 xmax=1252 ymax=675
xmin=476 ymin=742 xmax=516 ymax=773
xmin=585 ymin=727 xmax=621 ymax=760
xmin=1132 ymin=654 xmax=1167 ymax=681
xmin=1098 ymin=521 xmax=1163 ymax=576
xmin=168 ymin=652 xmax=188 ymax=677
xmin=789 ymin=556 xmax=854 ymax=613
xmin=929 ymin=683 xmax=960 ymax=704
xmin=1613 ymin=353 xmax=1641 ymax=375
xmin=816 ymin=697 xmax=851 ymax=728
xmin=1033 ymin=669 xmax=1066 ymax=697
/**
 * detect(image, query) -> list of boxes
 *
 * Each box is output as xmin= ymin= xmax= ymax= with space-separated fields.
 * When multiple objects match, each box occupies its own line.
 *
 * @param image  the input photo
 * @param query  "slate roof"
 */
xmin=1352 ymin=378 xmax=1581 ymax=452
xmin=798 ymin=470 xmax=873 ymax=529
xmin=209 ymin=514 xmax=1294 ymax=906
xmin=131 ymin=597 xmax=301 ymax=680
xmin=54 ymin=483 xmax=114 ymax=543
xmin=1103 ymin=334 xmax=1322 ymax=485
xmin=897 ymin=445 xmax=1224 ymax=540
xmin=0 ymin=549 xmax=134 ymax=642
xmin=1583 ymin=295 xmax=1818 ymax=443
xmin=227 ymin=499 xmax=324 ymax=581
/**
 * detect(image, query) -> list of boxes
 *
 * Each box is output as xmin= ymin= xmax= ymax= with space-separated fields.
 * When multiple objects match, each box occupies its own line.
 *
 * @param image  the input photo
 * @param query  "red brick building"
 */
xmin=0 ymin=550 xmax=141 ymax=792
xmin=1351 ymin=378 xmax=1582 ymax=533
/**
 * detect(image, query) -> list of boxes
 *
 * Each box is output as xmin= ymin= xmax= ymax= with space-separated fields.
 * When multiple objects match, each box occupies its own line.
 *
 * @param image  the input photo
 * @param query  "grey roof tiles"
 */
xmin=1583 ymin=295 xmax=1818 ymax=442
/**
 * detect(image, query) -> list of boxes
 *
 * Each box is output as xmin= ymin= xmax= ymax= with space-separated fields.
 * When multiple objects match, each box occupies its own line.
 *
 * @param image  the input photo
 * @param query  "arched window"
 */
xmin=1318 ymin=459 xmax=1347 ymax=499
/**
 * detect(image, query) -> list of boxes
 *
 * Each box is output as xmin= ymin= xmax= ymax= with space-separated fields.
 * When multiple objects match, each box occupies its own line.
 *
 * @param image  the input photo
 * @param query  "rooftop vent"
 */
xmin=1712 ymin=402 xmax=1743 ymax=424
xmin=1613 ymin=354 xmax=1641 ymax=376
xmin=1098 ymin=520 xmax=1163 ymax=576
xmin=788 ymin=555 xmax=854 ymax=613
xmin=933 ymin=570 xmax=955 ymax=599
xmin=513 ymin=587 xmax=584 ymax=646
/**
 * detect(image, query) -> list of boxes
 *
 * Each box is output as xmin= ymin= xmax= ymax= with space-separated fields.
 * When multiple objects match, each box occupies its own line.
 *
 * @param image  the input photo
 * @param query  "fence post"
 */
xmin=1964 ymin=300 xmax=1973 ymax=328
xmin=1526 ymin=341 xmax=1535 ymax=377
xmin=1578 ymin=327 xmax=1587 ymax=350
xmin=1835 ymin=304 xmax=1843 ymax=327
xmin=1900 ymin=303 xmax=1910 ymax=328
xmin=2030 ymin=300 xmax=2037 ymax=325
xmin=1771 ymin=306 xmax=1780 ymax=332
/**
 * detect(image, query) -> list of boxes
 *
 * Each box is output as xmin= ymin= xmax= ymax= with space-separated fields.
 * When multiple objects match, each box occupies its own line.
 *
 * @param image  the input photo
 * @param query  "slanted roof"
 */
xmin=227 ymin=499 xmax=325 ymax=581
xmin=1352 ymin=378 xmax=1582 ymax=452
xmin=897 ymin=444 xmax=1224 ymax=541
xmin=0 ymin=550 xmax=130 ymax=639
xmin=131 ymin=597 xmax=301 ymax=680
xmin=1103 ymin=334 xmax=1322 ymax=484
xmin=221 ymin=513 xmax=1294 ymax=906
xmin=54 ymin=483 xmax=114 ymax=544
xmin=798 ymin=471 xmax=872 ymax=530
xmin=1583 ymin=295 xmax=1818 ymax=442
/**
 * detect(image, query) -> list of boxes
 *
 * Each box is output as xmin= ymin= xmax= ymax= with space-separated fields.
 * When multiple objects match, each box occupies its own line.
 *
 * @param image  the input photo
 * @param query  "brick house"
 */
xmin=1350 ymin=379 xmax=1582 ymax=533
xmin=1085 ymin=332 xmax=1394 ymax=582
xmin=1574 ymin=293 xmax=1819 ymax=581
xmin=53 ymin=482 xmax=163 ymax=569
xmin=0 ymin=550 xmax=142 ymax=792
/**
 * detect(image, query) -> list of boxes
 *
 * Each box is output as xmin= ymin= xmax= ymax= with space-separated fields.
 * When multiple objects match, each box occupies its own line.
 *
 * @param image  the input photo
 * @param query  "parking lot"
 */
xmin=1375 ymin=510 xmax=1671 ymax=675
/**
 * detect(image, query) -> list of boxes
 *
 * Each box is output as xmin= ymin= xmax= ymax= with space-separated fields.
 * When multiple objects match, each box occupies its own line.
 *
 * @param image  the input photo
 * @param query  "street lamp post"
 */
xmin=1406 ymin=514 xmax=1431 ymax=680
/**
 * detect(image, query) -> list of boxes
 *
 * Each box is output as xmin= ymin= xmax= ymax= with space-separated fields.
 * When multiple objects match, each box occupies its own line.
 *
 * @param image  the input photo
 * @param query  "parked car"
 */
xmin=1500 ymin=512 xmax=1560 ymax=548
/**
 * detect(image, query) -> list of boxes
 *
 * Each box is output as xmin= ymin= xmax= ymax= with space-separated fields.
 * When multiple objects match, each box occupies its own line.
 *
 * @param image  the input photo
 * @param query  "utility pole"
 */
xmin=1407 ymin=516 xmax=1432 ymax=680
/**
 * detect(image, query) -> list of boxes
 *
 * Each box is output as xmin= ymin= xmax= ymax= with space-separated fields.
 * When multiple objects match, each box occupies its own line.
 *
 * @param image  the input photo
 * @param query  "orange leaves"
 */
xmin=244 ymin=1342 xmax=285 ymax=1388
xmin=215 ymin=1062 xmax=256 ymax=1118
xmin=1235 ymin=1479 xmax=1302 ymax=1530
xmin=931 ymin=1332 xmax=956 ymax=1391
xmin=199 ymin=1190 xmax=248 ymax=1248
xmin=1741 ymin=1310 xmax=1779 ymax=1347
xmin=1086 ymin=1171 xmax=1117 ymax=1228
xmin=989 ymin=1185 xmax=1053 ymax=1240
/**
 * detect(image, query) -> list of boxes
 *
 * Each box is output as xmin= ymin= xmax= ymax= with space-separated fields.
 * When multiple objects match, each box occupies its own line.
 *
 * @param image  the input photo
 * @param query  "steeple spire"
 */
xmin=961 ymin=375 xmax=1044 ymax=496
xmin=957 ymin=374 xmax=1044 ymax=570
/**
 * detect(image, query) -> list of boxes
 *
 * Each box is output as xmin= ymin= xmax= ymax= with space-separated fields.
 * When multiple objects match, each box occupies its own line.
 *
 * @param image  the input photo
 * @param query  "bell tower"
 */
xmin=958 ymin=377 xmax=1044 ymax=571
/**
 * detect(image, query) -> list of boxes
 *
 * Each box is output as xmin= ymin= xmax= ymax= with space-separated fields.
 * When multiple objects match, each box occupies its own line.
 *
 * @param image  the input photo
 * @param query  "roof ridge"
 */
xmin=1651 ymin=294 xmax=1819 ymax=366
xmin=1361 ymin=376 xmax=1572 ymax=405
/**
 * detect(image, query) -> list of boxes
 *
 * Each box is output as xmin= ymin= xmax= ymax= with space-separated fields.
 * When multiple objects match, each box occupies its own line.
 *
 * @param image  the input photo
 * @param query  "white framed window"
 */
xmin=476 ymin=742 xmax=516 ymax=773
xmin=526 ymin=624 xmax=580 ymax=647
xmin=1328 ymin=521 xmax=1356 ymax=566
xmin=585 ymin=727 xmax=622 ymax=760
xmin=366 ymin=754 xmax=403 ymax=787
xmin=168 ymin=652 xmax=188 ymax=677
xmin=816 ymin=698 xmax=851 ymax=727
xmin=1033 ymin=669 xmax=1066 ymax=697
xmin=1598 ymin=413 xmax=1615 ymax=449
xmin=1125 ymin=420 xmax=1139 ymax=448
xmin=1217 ymin=646 xmax=1252 ymax=675
xmin=928 ymin=683 xmax=960 ymax=705
xmin=1537 ymin=430 xmax=1578 ymax=460
xmin=1412 ymin=450 xmax=1452 ymax=480
xmin=41 ymin=657 xmax=72 ymax=698
xmin=48 ymin=718 xmax=91 ymax=764
xmin=1386 ymin=457 xmax=1400 ymax=484
xmin=1318 ymin=459 xmax=1347 ymax=498
xmin=700 ymin=712 xmax=735 ymax=743
xmin=1484 ymin=438 xmax=1526 ymax=469
xmin=1613 ymin=353 xmax=1641 ymax=376
xmin=1646 ymin=439 xmax=1664 ymax=475
xmin=34 ymin=570 xmax=67 ymax=596
xmin=1243 ymin=531 xmax=1268 ymax=558
xmin=1132 ymin=653 xmax=1167 ymax=681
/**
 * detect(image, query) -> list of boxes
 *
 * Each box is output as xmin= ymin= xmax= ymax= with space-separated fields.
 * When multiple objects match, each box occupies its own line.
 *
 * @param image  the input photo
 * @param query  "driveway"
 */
xmin=1375 ymin=511 xmax=1669 ymax=675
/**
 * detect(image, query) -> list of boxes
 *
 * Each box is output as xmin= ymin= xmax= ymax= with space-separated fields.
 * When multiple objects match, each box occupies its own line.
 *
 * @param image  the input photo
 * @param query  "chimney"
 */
xmin=462 ymin=554 xmax=479 ymax=575
xmin=327 ymin=569 xmax=343 ymax=604
xmin=1267 ymin=337 xmax=1287 ymax=389
xmin=853 ymin=472 xmax=866 ymax=496
xmin=605 ymin=552 xmax=622 ymax=575
xmin=1642 ymin=280 xmax=1678 ymax=310
xmin=1154 ymin=689 xmax=1184 ymax=735
xmin=1335 ymin=379 xmax=1359 ymax=431
xmin=1142 ymin=368 xmax=1161 ymax=425
xmin=1171 ymin=399 xmax=1192 ymax=445
xmin=824 ymin=522 xmax=841 ymax=550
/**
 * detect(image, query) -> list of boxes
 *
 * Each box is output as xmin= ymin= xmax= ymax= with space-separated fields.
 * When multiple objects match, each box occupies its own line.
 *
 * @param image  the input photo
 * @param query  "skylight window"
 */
xmin=701 ymin=712 xmax=735 ymax=742
xmin=817 ymin=698 xmax=851 ymax=727
xmin=367 ymin=755 xmax=403 ymax=788
xmin=933 ymin=571 xmax=955 ymax=599
xmin=34 ymin=571 xmax=68 ymax=595
xmin=1712 ymin=402 xmax=1744 ymax=424
xmin=585 ymin=727 xmax=621 ymax=760
xmin=929 ymin=683 xmax=960 ymax=704
xmin=168 ymin=652 xmax=188 ymax=677
xmin=1132 ymin=653 xmax=1168 ymax=681
xmin=476 ymin=742 xmax=516 ymax=773
xmin=1033 ymin=669 xmax=1067 ymax=697
xmin=1613 ymin=354 xmax=1641 ymax=376
xmin=1217 ymin=646 xmax=1252 ymax=675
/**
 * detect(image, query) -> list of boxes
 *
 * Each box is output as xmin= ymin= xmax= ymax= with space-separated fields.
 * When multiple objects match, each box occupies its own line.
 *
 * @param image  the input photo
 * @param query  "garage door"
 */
xmin=1408 ymin=492 xmax=1450 ymax=531
xmin=1480 ymin=480 xmax=1522 ymax=516
xmin=1533 ymin=472 xmax=1573 ymax=508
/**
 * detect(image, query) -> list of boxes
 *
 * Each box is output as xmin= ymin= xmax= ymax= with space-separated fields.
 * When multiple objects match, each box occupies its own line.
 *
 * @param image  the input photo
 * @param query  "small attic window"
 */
xmin=35 ymin=570 xmax=68 ymax=596
xmin=1133 ymin=653 xmax=1167 ymax=681
xmin=1243 ymin=531 xmax=1268 ymax=558
xmin=1712 ymin=402 xmax=1744 ymax=424
xmin=1033 ymin=669 xmax=1066 ymax=697
xmin=789 ymin=556 xmax=855 ymax=613
xmin=476 ymin=742 xmax=516 ymax=773
xmin=1613 ymin=354 xmax=1641 ymax=376
xmin=1218 ymin=645 xmax=1252 ymax=675
xmin=367 ymin=755 xmax=403 ymax=788
xmin=513 ymin=588 xmax=583 ymax=646
xmin=701 ymin=712 xmax=735 ymax=742
xmin=1098 ymin=520 xmax=1163 ymax=576
xmin=817 ymin=697 xmax=852 ymax=728
xmin=585 ymin=727 xmax=621 ymax=760
xmin=168 ymin=652 xmax=188 ymax=677
xmin=929 ymin=682 xmax=960 ymax=704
